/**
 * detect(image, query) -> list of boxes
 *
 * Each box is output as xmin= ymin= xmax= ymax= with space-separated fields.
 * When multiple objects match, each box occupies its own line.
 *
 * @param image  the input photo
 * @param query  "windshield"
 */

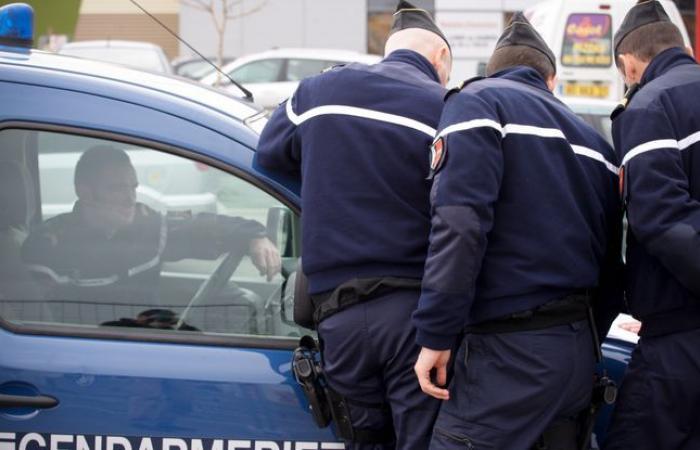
xmin=561 ymin=13 xmax=613 ymax=68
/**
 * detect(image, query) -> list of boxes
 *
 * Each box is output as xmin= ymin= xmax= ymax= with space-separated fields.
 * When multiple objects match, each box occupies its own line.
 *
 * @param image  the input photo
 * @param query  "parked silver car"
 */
xmin=200 ymin=48 xmax=381 ymax=109
xmin=59 ymin=40 xmax=173 ymax=75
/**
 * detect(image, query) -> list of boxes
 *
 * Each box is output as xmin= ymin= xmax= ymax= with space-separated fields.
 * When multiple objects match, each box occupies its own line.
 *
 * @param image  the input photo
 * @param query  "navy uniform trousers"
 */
xmin=430 ymin=321 xmax=594 ymax=450
xmin=603 ymin=328 xmax=700 ymax=450
xmin=318 ymin=289 xmax=442 ymax=450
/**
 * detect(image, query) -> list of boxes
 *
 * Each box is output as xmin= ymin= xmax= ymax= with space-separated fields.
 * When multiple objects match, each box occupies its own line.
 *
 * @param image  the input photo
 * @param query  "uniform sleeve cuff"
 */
xmin=416 ymin=328 xmax=457 ymax=351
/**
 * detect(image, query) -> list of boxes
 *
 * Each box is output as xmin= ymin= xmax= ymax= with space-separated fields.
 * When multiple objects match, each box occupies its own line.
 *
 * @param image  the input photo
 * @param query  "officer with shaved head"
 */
xmin=256 ymin=1 xmax=451 ymax=448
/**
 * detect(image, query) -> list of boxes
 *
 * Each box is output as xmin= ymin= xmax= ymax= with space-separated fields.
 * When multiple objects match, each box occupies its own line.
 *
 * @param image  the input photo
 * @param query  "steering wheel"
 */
xmin=176 ymin=250 xmax=245 ymax=329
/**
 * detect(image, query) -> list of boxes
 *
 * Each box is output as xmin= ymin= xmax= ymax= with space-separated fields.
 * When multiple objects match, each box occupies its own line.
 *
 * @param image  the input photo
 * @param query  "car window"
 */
xmin=229 ymin=59 xmax=284 ymax=84
xmin=561 ymin=13 xmax=613 ymax=68
xmin=285 ymin=59 xmax=339 ymax=81
xmin=0 ymin=128 xmax=307 ymax=339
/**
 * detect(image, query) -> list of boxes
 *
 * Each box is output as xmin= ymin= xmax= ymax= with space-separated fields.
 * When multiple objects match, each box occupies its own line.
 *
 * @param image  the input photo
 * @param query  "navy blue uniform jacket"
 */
xmin=255 ymin=50 xmax=446 ymax=294
xmin=22 ymin=202 xmax=264 ymax=305
xmin=413 ymin=67 xmax=622 ymax=350
xmin=615 ymin=48 xmax=700 ymax=337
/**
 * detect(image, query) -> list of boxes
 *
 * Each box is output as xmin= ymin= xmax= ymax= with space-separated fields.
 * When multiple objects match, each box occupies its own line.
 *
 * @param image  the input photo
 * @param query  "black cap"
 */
xmin=389 ymin=1 xmax=450 ymax=51
xmin=614 ymin=1 xmax=672 ymax=55
xmin=494 ymin=11 xmax=556 ymax=74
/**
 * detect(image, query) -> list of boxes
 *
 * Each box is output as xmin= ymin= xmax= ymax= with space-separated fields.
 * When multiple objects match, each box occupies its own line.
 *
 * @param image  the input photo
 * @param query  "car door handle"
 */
xmin=0 ymin=393 xmax=58 ymax=408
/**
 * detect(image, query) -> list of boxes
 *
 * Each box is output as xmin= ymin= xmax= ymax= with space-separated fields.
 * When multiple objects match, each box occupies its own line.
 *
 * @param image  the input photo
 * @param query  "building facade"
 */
xmin=74 ymin=0 xmax=180 ymax=59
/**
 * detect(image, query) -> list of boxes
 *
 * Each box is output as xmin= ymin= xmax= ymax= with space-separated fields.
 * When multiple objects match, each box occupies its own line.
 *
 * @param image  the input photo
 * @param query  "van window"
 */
xmin=561 ymin=13 xmax=613 ymax=68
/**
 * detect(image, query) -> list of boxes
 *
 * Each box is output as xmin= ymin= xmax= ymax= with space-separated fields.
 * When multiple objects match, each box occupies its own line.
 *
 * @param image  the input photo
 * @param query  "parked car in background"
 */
xmin=200 ymin=48 xmax=381 ymax=110
xmin=171 ymin=54 xmax=235 ymax=80
xmin=527 ymin=0 xmax=690 ymax=102
xmin=59 ymin=40 xmax=173 ymax=75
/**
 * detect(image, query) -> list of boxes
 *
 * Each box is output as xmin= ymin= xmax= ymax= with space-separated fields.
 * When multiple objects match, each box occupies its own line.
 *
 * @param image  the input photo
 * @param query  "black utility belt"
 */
xmin=465 ymin=293 xmax=591 ymax=334
xmin=310 ymin=277 xmax=422 ymax=324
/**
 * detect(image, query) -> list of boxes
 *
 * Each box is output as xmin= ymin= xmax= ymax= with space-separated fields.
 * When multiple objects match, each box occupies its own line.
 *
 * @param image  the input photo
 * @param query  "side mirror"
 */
xmin=266 ymin=206 xmax=293 ymax=257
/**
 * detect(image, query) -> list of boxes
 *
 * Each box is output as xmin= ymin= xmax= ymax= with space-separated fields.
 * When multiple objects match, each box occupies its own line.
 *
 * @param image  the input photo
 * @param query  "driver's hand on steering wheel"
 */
xmin=249 ymin=237 xmax=281 ymax=281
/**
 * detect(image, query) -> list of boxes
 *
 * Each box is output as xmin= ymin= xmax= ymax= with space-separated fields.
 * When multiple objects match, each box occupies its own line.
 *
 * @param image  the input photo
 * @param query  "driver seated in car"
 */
xmin=22 ymin=145 xmax=280 ymax=318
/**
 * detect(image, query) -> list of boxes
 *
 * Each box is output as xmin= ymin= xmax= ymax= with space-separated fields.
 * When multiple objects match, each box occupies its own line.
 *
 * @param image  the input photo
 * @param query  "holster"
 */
xmin=531 ymin=374 xmax=617 ymax=450
xmin=292 ymin=335 xmax=331 ymax=427
xmin=576 ymin=375 xmax=617 ymax=450
xmin=291 ymin=336 xmax=395 ymax=444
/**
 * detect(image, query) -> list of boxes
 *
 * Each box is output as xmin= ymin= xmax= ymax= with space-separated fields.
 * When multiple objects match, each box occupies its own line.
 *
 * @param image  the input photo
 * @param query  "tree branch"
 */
xmin=226 ymin=0 xmax=245 ymax=8
xmin=225 ymin=0 xmax=268 ymax=20
xmin=181 ymin=0 xmax=211 ymax=12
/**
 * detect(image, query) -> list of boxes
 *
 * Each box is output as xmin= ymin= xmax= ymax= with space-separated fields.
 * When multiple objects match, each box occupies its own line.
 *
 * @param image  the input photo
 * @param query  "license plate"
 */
xmin=562 ymin=82 xmax=610 ymax=98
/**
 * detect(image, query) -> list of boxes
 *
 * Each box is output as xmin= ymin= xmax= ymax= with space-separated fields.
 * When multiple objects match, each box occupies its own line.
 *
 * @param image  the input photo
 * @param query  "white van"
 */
xmin=526 ymin=0 xmax=691 ymax=102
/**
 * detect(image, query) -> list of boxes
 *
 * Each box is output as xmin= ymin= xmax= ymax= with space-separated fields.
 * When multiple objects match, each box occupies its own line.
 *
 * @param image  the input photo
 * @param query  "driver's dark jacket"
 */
xmin=614 ymin=48 xmax=700 ymax=337
xmin=21 ymin=202 xmax=265 ymax=305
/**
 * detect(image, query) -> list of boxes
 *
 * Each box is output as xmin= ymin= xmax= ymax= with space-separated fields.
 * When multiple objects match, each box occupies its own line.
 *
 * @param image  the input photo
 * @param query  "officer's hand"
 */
xmin=249 ymin=237 xmax=281 ymax=281
xmin=619 ymin=320 xmax=642 ymax=335
xmin=414 ymin=347 xmax=451 ymax=400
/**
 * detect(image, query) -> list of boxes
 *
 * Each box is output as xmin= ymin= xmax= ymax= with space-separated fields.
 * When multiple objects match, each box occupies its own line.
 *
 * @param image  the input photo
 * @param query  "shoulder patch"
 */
xmin=444 ymin=76 xmax=485 ymax=101
xmin=427 ymin=136 xmax=447 ymax=180
xmin=611 ymin=83 xmax=640 ymax=120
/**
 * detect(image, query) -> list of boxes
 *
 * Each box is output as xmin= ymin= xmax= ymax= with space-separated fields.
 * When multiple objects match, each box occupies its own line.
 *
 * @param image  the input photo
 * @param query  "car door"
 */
xmin=0 ymin=124 xmax=340 ymax=449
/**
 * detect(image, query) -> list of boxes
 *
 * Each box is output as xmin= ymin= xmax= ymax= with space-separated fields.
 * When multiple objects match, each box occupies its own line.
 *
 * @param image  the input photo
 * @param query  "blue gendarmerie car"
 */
xmin=0 ymin=4 xmax=633 ymax=449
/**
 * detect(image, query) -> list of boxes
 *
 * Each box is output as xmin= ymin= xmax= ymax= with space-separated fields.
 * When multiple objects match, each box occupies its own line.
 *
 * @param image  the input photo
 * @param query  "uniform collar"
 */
xmin=382 ymin=49 xmax=441 ymax=84
xmin=641 ymin=47 xmax=696 ymax=86
xmin=489 ymin=65 xmax=550 ymax=92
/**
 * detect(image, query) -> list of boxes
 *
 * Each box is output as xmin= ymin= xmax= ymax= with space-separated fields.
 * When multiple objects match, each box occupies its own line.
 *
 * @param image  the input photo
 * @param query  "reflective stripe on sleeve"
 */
xmin=571 ymin=145 xmax=620 ymax=175
xmin=436 ymin=119 xmax=504 ymax=139
xmin=127 ymin=215 xmax=168 ymax=278
xmin=285 ymin=98 xmax=437 ymax=138
xmin=621 ymin=130 xmax=700 ymax=166
xmin=437 ymin=119 xmax=619 ymax=175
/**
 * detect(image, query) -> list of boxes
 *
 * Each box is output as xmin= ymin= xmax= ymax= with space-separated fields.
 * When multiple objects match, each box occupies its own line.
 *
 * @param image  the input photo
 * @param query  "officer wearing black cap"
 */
xmin=412 ymin=12 xmax=622 ymax=449
xmin=256 ymin=2 xmax=451 ymax=449
xmin=603 ymin=2 xmax=700 ymax=449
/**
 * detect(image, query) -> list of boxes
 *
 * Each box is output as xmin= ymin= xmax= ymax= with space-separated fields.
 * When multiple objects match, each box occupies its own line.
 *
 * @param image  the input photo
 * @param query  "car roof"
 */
xmin=0 ymin=47 xmax=263 ymax=148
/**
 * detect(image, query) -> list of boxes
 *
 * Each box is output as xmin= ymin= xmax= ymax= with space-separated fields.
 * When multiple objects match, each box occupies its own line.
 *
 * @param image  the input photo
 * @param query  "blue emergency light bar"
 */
xmin=0 ymin=3 xmax=33 ymax=48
